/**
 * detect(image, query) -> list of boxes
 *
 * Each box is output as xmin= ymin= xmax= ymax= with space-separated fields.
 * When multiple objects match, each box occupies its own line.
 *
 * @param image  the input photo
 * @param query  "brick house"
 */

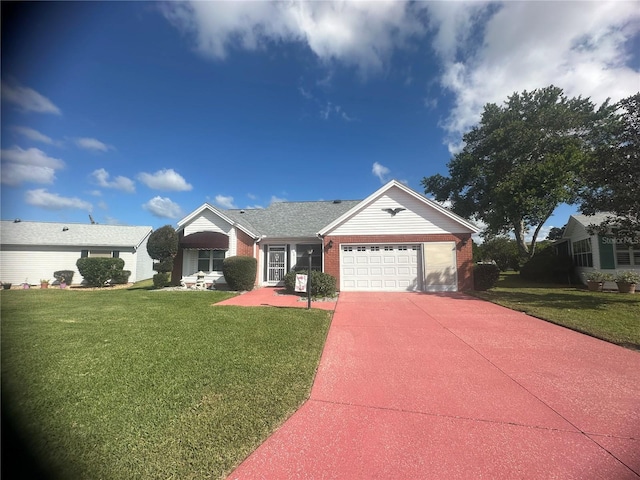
xmin=173 ymin=180 xmax=479 ymax=292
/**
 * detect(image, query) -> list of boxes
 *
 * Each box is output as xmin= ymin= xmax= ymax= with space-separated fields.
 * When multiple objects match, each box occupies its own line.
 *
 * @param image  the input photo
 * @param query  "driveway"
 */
xmin=228 ymin=292 xmax=640 ymax=479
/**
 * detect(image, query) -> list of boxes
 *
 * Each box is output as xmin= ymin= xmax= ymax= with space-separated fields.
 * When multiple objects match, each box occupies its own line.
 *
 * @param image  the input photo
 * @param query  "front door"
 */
xmin=267 ymin=246 xmax=286 ymax=283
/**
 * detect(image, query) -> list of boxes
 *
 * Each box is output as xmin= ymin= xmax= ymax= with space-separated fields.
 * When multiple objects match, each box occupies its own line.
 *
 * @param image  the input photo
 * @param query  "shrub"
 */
xmin=147 ymin=225 xmax=178 ymax=273
xmin=474 ymin=263 xmax=500 ymax=291
xmin=153 ymin=272 xmax=170 ymax=289
xmin=111 ymin=270 xmax=131 ymax=285
xmin=520 ymin=248 xmax=574 ymax=283
xmin=283 ymin=270 xmax=337 ymax=297
xmin=53 ymin=270 xmax=74 ymax=285
xmin=476 ymin=237 xmax=520 ymax=272
xmin=222 ymin=256 xmax=257 ymax=291
xmin=153 ymin=257 xmax=174 ymax=273
xmin=614 ymin=270 xmax=640 ymax=284
xmin=76 ymin=258 xmax=125 ymax=287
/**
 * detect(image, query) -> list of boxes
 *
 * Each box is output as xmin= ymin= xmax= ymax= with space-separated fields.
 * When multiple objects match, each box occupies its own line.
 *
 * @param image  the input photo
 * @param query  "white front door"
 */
xmin=267 ymin=246 xmax=286 ymax=284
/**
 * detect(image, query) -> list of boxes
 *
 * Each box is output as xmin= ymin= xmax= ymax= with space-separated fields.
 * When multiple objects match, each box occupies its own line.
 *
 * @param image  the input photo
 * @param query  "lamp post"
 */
xmin=307 ymin=248 xmax=313 ymax=310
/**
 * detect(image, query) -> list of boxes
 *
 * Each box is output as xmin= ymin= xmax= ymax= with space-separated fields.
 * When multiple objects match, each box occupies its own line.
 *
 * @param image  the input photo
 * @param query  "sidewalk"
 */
xmin=214 ymin=287 xmax=337 ymax=311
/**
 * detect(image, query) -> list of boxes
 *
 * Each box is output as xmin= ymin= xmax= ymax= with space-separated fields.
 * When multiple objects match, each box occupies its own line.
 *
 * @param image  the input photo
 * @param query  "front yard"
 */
xmin=1 ymin=286 xmax=331 ymax=479
xmin=470 ymin=272 xmax=640 ymax=349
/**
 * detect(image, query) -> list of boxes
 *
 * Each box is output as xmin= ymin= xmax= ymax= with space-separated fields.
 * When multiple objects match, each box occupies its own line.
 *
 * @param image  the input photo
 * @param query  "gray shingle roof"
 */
xmin=1 ymin=221 xmax=152 ymax=247
xmin=225 ymin=200 xmax=361 ymax=237
xmin=570 ymin=213 xmax=614 ymax=227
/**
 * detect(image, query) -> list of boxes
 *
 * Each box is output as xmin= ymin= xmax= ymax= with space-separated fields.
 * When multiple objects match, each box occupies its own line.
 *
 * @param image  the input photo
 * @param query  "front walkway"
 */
xmin=214 ymin=287 xmax=337 ymax=311
xmin=227 ymin=292 xmax=640 ymax=479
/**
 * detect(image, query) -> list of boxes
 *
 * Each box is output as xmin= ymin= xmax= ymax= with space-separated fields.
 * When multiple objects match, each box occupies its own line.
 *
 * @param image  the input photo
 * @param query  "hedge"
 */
xmin=53 ymin=270 xmax=74 ymax=285
xmin=76 ymin=257 xmax=125 ymax=287
xmin=283 ymin=270 xmax=337 ymax=298
xmin=473 ymin=263 xmax=500 ymax=291
xmin=222 ymin=256 xmax=257 ymax=291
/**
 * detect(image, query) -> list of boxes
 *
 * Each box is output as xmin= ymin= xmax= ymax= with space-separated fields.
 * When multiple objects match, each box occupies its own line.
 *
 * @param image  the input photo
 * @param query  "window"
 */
xmin=398 ymin=246 xmax=408 ymax=251
xmin=197 ymin=250 xmax=226 ymax=272
xmin=295 ymin=244 xmax=322 ymax=271
xmin=371 ymin=246 xmax=380 ymax=251
xmin=82 ymin=250 xmax=119 ymax=258
xmin=384 ymin=246 xmax=393 ymax=251
xmin=357 ymin=246 xmax=367 ymax=252
xmin=616 ymin=242 xmax=640 ymax=266
xmin=412 ymin=245 xmax=420 ymax=251
xmin=343 ymin=246 xmax=353 ymax=252
xmin=572 ymin=239 xmax=593 ymax=267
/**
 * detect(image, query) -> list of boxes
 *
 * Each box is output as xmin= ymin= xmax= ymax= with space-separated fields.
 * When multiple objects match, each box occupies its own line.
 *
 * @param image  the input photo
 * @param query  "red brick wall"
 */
xmin=323 ymin=234 xmax=475 ymax=291
xmin=235 ymin=228 xmax=259 ymax=286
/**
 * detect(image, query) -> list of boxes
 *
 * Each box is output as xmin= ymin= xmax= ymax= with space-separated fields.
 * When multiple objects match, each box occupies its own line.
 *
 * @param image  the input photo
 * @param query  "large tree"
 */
xmin=579 ymin=92 xmax=640 ymax=238
xmin=423 ymin=85 xmax=600 ymax=258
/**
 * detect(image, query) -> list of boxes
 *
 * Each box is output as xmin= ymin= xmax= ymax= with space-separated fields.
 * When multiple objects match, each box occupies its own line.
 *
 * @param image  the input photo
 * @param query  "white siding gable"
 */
xmin=328 ymin=187 xmax=473 ymax=236
xmin=183 ymin=209 xmax=234 ymax=236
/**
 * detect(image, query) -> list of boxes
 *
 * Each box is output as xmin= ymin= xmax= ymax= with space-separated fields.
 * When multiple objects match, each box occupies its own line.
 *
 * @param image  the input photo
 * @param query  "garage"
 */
xmin=340 ymin=242 xmax=457 ymax=292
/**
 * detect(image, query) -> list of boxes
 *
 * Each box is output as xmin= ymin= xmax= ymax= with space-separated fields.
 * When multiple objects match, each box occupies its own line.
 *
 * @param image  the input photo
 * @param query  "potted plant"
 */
xmin=2 ymin=282 xmax=11 ymax=290
xmin=40 ymin=279 xmax=50 ymax=289
xmin=614 ymin=270 xmax=640 ymax=294
xmin=583 ymin=271 xmax=613 ymax=292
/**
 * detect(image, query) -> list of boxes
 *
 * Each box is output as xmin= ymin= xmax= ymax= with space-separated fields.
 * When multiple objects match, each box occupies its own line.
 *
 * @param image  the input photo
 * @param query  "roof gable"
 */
xmin=177 ymin=203 xmax=258 ymax=238
xmin=318 ymin=180 xmax=479 ymax=236
xmin=0 ymin=221 xmax=152 ymax=248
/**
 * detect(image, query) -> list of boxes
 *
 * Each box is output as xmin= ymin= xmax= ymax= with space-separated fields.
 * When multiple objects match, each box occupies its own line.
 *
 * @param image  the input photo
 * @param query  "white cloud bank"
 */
xmin=25 ymin=189 xmax=92 ymax=211
xmin=75 ymin=137 xmax=113 ymax=152
xmin=214 ymin=194 xmax=236 ymax=209
xmin=1 ymin=146 xmax=65 ymax=185
xmin=12 ymin=126 xmax=57 ymax=145
xmin=1 ymin=81 xmax=62 ymax=115
xmin=164 ymin=1 xmax=639 ymax=152
xmin=372 ymin=162 xmax=390 ymax=183
xmin=91 ymin=168 xmax=135 ymax=193
xmin=137 ymin=168 xmax=193 ymax=191
xmin=142 ymin=196 xmax=183 ymax=219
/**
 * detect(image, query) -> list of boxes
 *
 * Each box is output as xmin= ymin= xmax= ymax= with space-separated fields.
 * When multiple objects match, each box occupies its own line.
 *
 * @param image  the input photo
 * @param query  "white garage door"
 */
xmin=340 ymin=244 xmax=421 ymax=291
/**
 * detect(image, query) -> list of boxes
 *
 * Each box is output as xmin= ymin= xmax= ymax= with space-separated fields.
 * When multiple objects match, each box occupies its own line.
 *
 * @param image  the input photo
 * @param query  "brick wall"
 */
xmin=324 ymin=234 xmax=475 ymax=291
xmin=235 ymin=228 xmax=260 ymax=286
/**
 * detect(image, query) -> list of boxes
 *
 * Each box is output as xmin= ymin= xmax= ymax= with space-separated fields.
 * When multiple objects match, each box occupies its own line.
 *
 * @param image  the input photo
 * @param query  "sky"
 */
xmin=1 ymin=1 xmax=639 ymax=239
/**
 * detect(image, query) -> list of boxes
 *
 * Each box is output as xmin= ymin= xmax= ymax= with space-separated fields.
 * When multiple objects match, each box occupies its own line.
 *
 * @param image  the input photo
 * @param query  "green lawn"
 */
xmin=1 ymin=287 xmax=331 ymax=479
xmin=469 ymin=272 xmax=640 ymax=349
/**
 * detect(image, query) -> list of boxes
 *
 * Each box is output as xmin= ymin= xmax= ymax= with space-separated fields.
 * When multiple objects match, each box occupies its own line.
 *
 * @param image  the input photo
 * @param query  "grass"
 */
xmin=469 ymin=272 xmax=640 ymax=349
xmin=1 ymin=286 xmax=332 ymax=479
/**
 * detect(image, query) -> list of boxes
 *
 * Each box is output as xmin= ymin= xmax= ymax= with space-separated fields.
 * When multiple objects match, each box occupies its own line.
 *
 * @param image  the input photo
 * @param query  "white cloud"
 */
xmin=91 ymin=168 xmax=135 ymax=193
xmin=12 ymin=126 xmax=56 ymax=145
xmin=270 ymin=195 xmax=287 ymax=204
xmin=247 ymin=193 xmax=258 ymax=200
xmin=319 ymin=102 xmax=354 ymax=121
xmin=424 ymin=2 xmax=640 ymax=153
xmin=214 ymin=194 xmax=236 ymax=209
xmin=0 ymin=146 xmax=65 ymax=185
xmin=142 ymin=196 xmax=183 ymax=219
xmin=162 ymin=1 xmax=427 ymax=76
xmin=75 ymin=137 xmax=112 ymax=152
xmin=1 ymin=81 xmax=61 ymax=115
xmin=25 ymin=189 xmax=92 ymax=211
xmin=372 ymin=162 xmax=390 ymax=183
xmin=137 ymin=168 xmax=193 ymax=191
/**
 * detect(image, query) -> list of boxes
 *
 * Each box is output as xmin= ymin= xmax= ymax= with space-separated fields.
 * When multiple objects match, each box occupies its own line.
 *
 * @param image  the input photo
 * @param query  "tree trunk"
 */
xmin=513 ymin=219 xmax=530 ymax=258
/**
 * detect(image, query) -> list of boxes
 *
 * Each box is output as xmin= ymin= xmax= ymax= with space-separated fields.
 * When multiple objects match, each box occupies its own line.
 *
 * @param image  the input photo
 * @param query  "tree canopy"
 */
xmin=146 ymin=225 xmax=178 ymax=273
xmin=579 ymin=92 xmax=640 ymax=238
xmin=422 ymin=85 xmax=602 ymax=258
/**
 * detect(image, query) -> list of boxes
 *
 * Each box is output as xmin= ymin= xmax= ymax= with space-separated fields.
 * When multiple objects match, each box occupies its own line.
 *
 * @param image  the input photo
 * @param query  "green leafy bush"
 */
xmin=53 ymin=270 xmax=74 ymax=285
xmin=153 ymin=272 xmax=170 ymax=289
xmin=147 ymin=225 xmax=178 ymax=273
xmin=283 ymin=270 xmax=337 ymax=297
xmin=76 ymin=258 xmax=125 ymax=287
xmin=111 ymin=270 xmax=131 ymax=285
xmin=474 ymin=263 xmax=500 ymax=291
xmin=520 ymin=248 xmax=574 ymax=283
xmin=222 ymin=256 xmax=257 ymax=291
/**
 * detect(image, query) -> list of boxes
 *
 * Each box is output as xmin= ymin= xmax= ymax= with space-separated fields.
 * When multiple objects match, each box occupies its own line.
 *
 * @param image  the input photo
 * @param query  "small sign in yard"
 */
xmin=295 ymin=274 xmax=308 ymax=292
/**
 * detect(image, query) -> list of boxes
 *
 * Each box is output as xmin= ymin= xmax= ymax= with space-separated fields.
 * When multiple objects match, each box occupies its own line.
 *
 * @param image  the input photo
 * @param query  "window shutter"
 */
xmin=81 ymin=250 xmax=89 ymax=258
xmin=598 ymin=236 xmax=615 ymax=269
xmin=113 ymin=251 xmax=120 ymax=258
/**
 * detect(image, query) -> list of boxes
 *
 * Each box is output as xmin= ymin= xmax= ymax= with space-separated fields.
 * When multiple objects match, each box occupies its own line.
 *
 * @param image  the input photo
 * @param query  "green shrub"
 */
xmin=53 ymin=270 xmax=74 ymax=285
xmin=153 ymin=272 xmax=170 ymax=289
xmin=147 ymin=225 xmax=178 ymax=274
xmin=222 ymin=256 xmax=257 ymax=291
xmin=283 ymin=270 xmax=337 ymax=297
xmin=474 ymin=263 xmax=500 ymax=291
xmin=153 ymin=257 xmax=174 ymax=273
xmin=520 ymin=248 xmax=574 ymax=283
xmin=111 ymin=270 xmax=131 ymax=285
xmin=76 ymin=258 xmax=125 ymax=287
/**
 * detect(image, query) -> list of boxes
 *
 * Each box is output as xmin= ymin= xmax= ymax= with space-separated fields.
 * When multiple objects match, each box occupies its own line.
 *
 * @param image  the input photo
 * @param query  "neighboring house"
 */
xmin=0 ymin=220 xmax=154 ymax=285
xmin=557 ymin=213 xmax=640 ymax=286
xmin=173 ymin=180 xmax=479 ymax=292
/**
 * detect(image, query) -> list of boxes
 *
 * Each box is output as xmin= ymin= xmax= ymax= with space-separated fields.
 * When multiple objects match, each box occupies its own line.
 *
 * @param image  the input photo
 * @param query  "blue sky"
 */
xmin=2 ymin=1 xmax=639 ymax=238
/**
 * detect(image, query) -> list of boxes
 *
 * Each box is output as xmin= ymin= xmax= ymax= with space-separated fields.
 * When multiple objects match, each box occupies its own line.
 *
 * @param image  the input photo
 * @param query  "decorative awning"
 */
xmin=180 ymin=231 xmax=229 ymax=250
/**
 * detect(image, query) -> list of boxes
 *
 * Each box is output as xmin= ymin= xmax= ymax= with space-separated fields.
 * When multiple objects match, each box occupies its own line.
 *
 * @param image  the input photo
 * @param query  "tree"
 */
xmin=546 ymin=226 xmax=565 ymax=241
xmin=422 ymin=86 xmax=600 ymax=259
xmin=476 ymin=237 xmax=520 ymax=271
xmin=579 ymin=93 xmax=640 ymax=238
xmin=146 ymin=225 xmax=178 ymax=287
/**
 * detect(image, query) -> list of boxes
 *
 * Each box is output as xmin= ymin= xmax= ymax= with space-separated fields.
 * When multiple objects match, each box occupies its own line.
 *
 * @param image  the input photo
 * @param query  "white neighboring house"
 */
xmin=0 ymin=220 xmax=154 ymax=286
xmin=557 ymin=213 xmax=640 ymax=288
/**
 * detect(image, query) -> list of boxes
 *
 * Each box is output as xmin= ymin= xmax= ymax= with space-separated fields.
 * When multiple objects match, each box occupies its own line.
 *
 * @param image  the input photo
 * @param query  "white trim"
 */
xmin=177 ymin=203 xmax=258 ymax=239
xmin=317 ymin=180 xmax=479 ymax=235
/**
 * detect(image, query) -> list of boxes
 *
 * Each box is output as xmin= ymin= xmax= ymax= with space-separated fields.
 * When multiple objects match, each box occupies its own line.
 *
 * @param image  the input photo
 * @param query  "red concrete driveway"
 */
xmin=228 ymin=292 xmax=640 ymax=479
